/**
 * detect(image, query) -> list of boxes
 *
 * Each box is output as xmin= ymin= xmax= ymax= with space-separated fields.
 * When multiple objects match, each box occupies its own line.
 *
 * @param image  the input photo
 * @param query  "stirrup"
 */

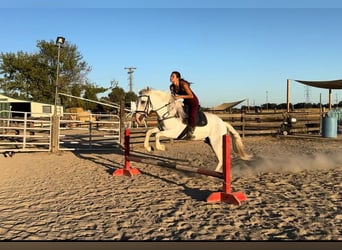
xmin=184 ymin=126 xmax=195 ymax=140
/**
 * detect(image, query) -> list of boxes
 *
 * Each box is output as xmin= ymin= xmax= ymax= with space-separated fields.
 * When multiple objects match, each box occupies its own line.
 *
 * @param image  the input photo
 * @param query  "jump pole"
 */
xmin=116 ymin=128 xmax=247 ymax=205
xmin=127 ymin=155 xmax=223 ymax=179
xmin=113 ymin=129 xmax=141 ymax=177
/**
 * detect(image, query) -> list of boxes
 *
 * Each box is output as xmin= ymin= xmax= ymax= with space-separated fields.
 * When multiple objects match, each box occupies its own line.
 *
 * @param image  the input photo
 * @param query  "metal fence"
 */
xmin=59 ymin=113 xmax=121 ymax=151
xmin=0 ymin=111 xmax=52 ymax=152
xmin=0 ymin=111 xmax=121 ymax=153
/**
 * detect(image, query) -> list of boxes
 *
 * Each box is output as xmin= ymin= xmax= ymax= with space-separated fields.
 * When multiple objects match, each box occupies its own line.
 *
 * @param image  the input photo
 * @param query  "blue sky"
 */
xmin=1 ymin=1 xmax=342 ymax=107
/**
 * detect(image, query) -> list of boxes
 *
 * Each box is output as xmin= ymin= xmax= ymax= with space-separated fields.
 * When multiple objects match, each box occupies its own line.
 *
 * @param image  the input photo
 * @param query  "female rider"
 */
xmin=169 ymin=71 xmax=199 ymax=140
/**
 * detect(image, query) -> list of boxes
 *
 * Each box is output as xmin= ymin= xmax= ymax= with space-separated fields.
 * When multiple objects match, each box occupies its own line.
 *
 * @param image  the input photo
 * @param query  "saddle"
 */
xmin=177 ymin=105 xmax=208 ymax=140
xmin=182 ymin=105 xmax=207 ymax=127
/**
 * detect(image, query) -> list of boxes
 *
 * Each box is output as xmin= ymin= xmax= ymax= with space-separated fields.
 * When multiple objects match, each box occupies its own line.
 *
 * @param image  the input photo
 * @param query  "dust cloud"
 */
xmin=232 ymin=152 xmax=342 ymax=177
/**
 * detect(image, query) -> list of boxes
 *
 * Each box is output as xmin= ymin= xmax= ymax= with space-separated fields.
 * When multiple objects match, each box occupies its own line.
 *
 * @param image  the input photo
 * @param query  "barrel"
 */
xmin=328 ymin=109 xmax=342 ymax=134
xmin=322 ymin=117 xmax=337 ymax=138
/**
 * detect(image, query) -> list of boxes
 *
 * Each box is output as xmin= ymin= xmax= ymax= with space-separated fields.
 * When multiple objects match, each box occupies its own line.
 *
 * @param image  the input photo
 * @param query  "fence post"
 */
xmin=89 ymin=113 xmax=92 ymax=148
xmin=50 ymin=114 xmax=60 ymax=153
xmin=241 ymin=111 xmax=245 ymax=138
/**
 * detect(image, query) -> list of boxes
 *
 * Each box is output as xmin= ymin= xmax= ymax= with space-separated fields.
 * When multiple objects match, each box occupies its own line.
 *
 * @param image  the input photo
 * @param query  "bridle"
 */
xmin=135 ymin=94 xmax=177 ymax=123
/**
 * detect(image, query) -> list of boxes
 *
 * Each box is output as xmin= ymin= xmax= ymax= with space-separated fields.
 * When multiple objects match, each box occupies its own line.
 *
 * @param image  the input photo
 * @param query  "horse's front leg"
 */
xmin=155 ymin=129 xmax=180 ymax=151
xmin=144 ymin=127 xmax=160 ymax=152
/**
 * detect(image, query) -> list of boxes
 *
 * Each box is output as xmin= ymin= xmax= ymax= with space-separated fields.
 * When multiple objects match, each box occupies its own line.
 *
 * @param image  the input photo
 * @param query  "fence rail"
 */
xmin=58 ymin=113 xmax=121 ymax=151
xmin=136 ymin=109 xmax=323 ymax=137
xmin=0 ymin=111 xmax=52 ymax=152
xmin=0 ymin=111 xmax=122 ymax=152
xmin=0 ymin=108 xmax=332 ymax=152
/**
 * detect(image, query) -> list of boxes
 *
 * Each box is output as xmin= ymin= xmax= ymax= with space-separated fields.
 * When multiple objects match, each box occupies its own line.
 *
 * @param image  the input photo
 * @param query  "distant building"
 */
xmin=0 ymin=94 xmax=63 ymax=118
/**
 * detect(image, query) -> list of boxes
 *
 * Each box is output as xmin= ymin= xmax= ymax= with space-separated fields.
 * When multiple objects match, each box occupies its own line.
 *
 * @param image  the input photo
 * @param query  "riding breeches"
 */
xmin=184 ymin=97 xmax=199 ymax=127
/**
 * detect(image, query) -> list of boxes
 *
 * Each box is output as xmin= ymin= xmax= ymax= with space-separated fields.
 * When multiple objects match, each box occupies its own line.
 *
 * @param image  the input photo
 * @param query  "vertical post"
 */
xmin=23 ymin=112 xmax=27 ymax=150
xmin=320 ymin=93 xmax=323 ymax=135
xmin=241 ymin=112 xmax=245 ymax=138
xmin=113 ymin=128 xmax=141 ymax=177
xmin=222 ymin=134 xmax=231 ymax=194
xmin=119 ymin=99 xmax=125 ymax=147
xmin=89 ymin=114 xmax=92 ymax=148
xmin=206 ymin=135 xmax=247 ymax=205
xmin=247 ymin=98 xmax=250 ymax=112
xmin=51 ymin=115 xmax=60 ymax=153
xmin=124 ymin=128 xmax=131 ymax=169
xmin=51 ymin=38 xmax=64 ymax=153
xmin=286 ymin=79 xmax=291 ymax=113
xmin=329 ymin=88 xmax=332 ymax=110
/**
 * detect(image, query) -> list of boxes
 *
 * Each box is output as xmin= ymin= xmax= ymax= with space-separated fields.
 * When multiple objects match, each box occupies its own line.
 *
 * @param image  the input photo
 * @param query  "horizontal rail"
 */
xmin=127 ymin=155 xmax=223 ymax=179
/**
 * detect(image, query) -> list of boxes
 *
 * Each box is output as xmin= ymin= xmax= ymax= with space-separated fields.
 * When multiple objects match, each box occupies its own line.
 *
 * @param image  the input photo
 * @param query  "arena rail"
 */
xmin=113 ymin=128 xmax=247 ymax=205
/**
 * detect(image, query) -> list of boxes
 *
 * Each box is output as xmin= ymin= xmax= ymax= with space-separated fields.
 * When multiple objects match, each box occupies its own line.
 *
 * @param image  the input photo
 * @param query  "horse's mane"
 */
xmin=139 ymin=87 xmax=187 ymax=120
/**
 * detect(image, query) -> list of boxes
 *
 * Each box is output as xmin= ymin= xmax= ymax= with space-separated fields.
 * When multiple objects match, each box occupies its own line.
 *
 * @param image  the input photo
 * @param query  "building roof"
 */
xmin=294 ymin=79 xmax=342 ymax=89
xmin=0 ymin=94 xmax=28 ymax=103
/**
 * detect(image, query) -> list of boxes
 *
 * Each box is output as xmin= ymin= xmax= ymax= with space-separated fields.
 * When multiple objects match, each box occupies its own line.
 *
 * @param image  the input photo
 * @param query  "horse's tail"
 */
xmin=225 ymin=122 xmax=251 ymax=160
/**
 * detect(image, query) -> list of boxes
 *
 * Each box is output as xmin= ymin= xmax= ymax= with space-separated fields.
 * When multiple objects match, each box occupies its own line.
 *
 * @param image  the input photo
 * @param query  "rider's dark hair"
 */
xmin=171 ymin=71 xmax=181 ymax=80
xmin=171 ymin=71 xmax=191 ymax=85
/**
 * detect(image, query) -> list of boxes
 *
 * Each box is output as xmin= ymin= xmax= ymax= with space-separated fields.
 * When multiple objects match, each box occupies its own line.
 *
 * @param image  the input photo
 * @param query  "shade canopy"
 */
xmin=294 ymin=79 xmax=342 ymax=89
xmin=209 ymin=99 xmax=245 ymax=111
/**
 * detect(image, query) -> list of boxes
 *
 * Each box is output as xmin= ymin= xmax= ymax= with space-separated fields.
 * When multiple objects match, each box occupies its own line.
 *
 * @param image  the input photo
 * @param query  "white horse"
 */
xmin=135 ymin=87 xmax=251 ymax=172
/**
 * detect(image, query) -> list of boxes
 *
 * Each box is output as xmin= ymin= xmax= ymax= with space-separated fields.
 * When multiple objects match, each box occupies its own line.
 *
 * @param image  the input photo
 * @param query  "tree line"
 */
xmin=0 ymin=39 xmax=137 ymax=113
xmin=1 ymin=39 xmax=341 ymax=113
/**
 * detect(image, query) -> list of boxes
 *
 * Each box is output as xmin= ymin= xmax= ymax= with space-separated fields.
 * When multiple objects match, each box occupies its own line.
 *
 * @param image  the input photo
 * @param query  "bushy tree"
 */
xmin=107 ymin=86 xmax=126 ymax=103
xmin=0 ymin=39 xmax=103 ymax=108
xmin=125 ymin=91 xmax=138 ymax=109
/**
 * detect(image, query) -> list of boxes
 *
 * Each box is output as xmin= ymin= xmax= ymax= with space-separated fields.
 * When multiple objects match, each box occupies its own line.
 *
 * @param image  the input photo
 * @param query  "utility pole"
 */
xmin=124 ymin=67 xmax=136 ymax=92
xmin=304 ymin=85 xmax=311 ymax=104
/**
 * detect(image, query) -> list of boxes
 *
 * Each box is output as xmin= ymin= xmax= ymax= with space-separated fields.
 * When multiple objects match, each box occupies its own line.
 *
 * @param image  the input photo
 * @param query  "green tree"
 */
xmin=125 ymin=91 xmax=138 ymax=109
xmin=82 ymin=83 xmax=107 ymax=111
xmin=0 ymin=39 xmax=92 ymax=106
xmin=0 ymin=51 xmax=39 ymax=99
xmin=107 ymin=86 xmax=126 ymax=103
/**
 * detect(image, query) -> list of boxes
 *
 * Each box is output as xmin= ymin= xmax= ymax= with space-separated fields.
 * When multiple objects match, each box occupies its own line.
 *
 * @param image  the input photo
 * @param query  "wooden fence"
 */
xmin=124 ymin=109 xmax=323 ymax=145
xmin=214 ymin=110 xmax=322 ymax=137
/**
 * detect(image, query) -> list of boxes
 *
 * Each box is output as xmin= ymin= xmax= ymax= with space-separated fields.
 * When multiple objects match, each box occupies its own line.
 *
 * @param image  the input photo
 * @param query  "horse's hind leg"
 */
xmin=209 ymin=135 xmax=223 ymax=172
xmin=144 ymin=127 xmax=159 ymax=152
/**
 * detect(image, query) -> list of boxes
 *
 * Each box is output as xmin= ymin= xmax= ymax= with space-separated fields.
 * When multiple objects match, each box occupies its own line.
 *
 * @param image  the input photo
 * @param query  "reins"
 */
xmin=135 ymin=94 xmax=180 ymax=124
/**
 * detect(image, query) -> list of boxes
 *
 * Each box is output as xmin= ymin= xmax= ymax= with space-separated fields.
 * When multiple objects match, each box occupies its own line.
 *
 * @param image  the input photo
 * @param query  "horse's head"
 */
xmin=134 ymin=87 xmax=184 ymax=124
xmin=135 ymin=87 xmax=153 ymax=124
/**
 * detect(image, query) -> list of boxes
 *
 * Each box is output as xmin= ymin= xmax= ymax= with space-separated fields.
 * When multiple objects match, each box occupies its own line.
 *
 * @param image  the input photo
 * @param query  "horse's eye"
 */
xmin=140 ymin=100 xmax=146 ymax=105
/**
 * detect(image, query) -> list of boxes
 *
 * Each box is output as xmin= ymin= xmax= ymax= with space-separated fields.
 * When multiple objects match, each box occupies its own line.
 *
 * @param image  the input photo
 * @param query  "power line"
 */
xmin=124 ymin=67 xmax=136 ymax=92
xmin=304 ymin=85 xmax=311 ymax=103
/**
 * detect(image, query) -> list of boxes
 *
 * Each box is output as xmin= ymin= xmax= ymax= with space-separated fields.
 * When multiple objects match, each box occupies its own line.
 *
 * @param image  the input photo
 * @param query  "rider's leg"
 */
xmin=185 ymin=103 xmax=198 ymax=140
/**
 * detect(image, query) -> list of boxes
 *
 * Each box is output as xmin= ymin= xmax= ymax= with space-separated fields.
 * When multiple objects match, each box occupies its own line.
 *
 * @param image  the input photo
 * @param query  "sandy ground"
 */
xmin=0 ymin=134 xmax=341 ymax=240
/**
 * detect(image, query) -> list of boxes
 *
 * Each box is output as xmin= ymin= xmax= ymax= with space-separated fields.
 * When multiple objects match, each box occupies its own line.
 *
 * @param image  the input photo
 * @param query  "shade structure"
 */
xmin=294 ymin=79 xmax=342 ymax=89
xmin=209 ymin=99 xmax=245 ymax=111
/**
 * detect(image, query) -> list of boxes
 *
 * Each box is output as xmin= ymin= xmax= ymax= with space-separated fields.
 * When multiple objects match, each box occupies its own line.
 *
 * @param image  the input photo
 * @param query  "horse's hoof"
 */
xmin=215 ymin=167 xmax=223 ymax=173
xmin=156 ymin=145 xmax=165 ymax=151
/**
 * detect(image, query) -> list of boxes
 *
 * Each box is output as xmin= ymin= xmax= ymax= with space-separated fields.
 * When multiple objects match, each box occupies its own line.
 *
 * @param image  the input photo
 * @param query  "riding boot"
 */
xmin=185 ymin=126 xmax=195 ymax=140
